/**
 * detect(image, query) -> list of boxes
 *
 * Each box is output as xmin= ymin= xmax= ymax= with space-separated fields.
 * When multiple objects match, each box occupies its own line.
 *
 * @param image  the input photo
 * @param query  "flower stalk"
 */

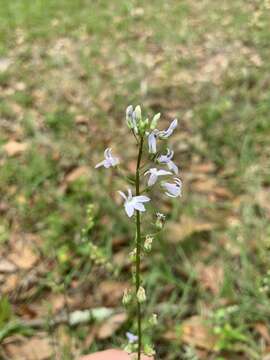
xmin=135 ymin=136 xmax=144 ymax=359
xmin=95 ymin=105 xmax=182 ymax=357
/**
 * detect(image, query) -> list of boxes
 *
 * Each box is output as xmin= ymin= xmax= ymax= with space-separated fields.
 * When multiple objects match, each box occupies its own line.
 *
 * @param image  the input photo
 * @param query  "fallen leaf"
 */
xmin=213 ymin=187 xmax=233 ymax=199
xmin=255 ymin=323 xmax=270 ymax=344
xmin=99 ymin=281 xmax=128 ymax=307
xmin=97 ymin=312 xmax=127 ymax=340
xmin=2 ymin=274 xmax=20 ymax=293
xmin=256 ymin=188 xmax=270 ymax=218
xmin=65 ymin=166 xmax=90 ymax=184
xmin=197 ymin=262 xmax=224 ymax=295
xmin=5 ymin=336 xmax=52 ymax=360
xmin=0 ymin=259 xmax=17 ymax=273
xmin=181 ymin=316 xmax=217 ymax=351
xmin=8 ymin=241 xmax=38 ymax=270
xmin=3 ymin=141 xmax=28 ymax=156
xmin=166 ymin=216 xmax=216 ymax=243
xmin=0 ymin=57 xmax=11 ymax=72
xmin=190 ymin=162 xmax=216 ymax=174
xmin=75 ymin=114 xmax=89 ymax=124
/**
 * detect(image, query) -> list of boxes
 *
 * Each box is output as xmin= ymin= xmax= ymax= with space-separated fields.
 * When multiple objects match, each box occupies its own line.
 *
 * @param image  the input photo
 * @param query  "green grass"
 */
xmin=0 ymin=0 xmax=270 ymax=359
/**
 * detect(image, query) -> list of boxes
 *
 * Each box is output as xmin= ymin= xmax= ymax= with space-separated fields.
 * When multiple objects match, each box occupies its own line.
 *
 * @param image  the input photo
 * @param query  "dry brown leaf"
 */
xmin=0 ymin=258 xmax=17 ymax=273
xmin=8 ymin=241 xmax=38 ymax=270
xmin=99 ymin=281 xmax=129 ymax=307
xmin=197 ymin=262 xmax=224 ymax=295
xmin=5 ymin=336 xmax=52 ymax=360
xmin=190 ymin=162 xmax=216 ymax=174
xmin=166 ymin=216 xmax=216 ymax=243
xmin=97 ymin=312 xmax=127 ymax=340
xmin=2 ymin=274 xmax=20 ymax=293
xmin=181 ymin=316 xmax=218 ymax=351
xmin=256 ymin=188 xmax=270 ymax=217
xmin=0 ymin=57 xmax=11 ymax=72
xmin=3 ymin=141 xmax=28 ymax=156
xmin=75 ymin=114 xmax=89 ymax=124
xmin=192 ymin=178 xmax=218 ymax=193
xmin=191 ymin=177 xmax=232 ymax=200
xmin=213 ymin=187 xmax=233 ymax=199
xmin=65 ymin=166 xmax=90 ymax=183
xmin=113 ymin=250 xmax=130 ymax=268
xmin=255 ymin=323 xmax=270 ymax=344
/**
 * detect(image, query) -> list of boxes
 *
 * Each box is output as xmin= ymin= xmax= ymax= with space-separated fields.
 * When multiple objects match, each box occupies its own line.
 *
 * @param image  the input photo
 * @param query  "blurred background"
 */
xmin=0 ymin=1 xmax=270 ymax=359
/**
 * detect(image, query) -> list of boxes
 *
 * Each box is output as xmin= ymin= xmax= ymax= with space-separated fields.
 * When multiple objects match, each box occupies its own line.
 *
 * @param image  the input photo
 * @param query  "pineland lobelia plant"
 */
xmin=95 ymin=105 xmax=182 ymax=359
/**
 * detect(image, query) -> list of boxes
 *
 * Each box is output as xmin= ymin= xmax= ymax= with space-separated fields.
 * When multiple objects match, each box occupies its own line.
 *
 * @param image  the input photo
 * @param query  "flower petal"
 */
xmin=133 ymin=202 xmax=146 ymax=212
xmin=156 ymin=169 xmax=172 ymax=176
xmin=95 ymin=160 xmax=106 ymax=168
xmin=118 ymin=190 xmax=127 ymax=200
xmin=125 ymin=202 xmax=135 ymax=217
xmin=167 ymin=160 xmax=178 ymax=174
xmin=148 ymin=131 xmax=157 ymax=154
xmin=134 ymin=195 xmax=150 ymax=203
xmin=148 ymin=173 xmax=157 ymax=186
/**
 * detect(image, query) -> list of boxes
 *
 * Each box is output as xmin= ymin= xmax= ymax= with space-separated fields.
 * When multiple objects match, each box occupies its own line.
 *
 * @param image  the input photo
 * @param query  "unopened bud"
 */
xmin=150 ymin=112 xmax=161 ymax=130
xmin=144 ymin=235 xmax=153 ymax=252
xmin=149 ymin=313 xmax=158 ymax=326
xmin=129 ymin=248 xmax=137 ymax=261
xmin=156 ymin=212 xmax=166 ymax=229
xmin=134 ymin=105 xmax=142 ymax=122
xmin=144 ymin=344 xmax=155 ymax=356
xmin=122 ymin=288 xmax=132 ymax=305
xmin=137 ymin=286 xmax=146 ymax=303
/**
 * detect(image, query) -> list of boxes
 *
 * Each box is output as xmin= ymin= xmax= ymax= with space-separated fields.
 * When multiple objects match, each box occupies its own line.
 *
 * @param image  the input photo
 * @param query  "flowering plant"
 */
xmin=95 ymin=105 xmax=182 ymax=359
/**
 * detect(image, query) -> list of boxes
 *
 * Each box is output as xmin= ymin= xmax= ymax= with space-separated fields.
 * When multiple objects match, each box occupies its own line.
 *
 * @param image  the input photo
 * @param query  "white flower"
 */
xmin=157 ymin=148 xmax=178 ymax=174
xmin=144 ymin=168 xmax=172 ymax=186
xmin=148 ymin=129 xmax=159 ymax=153
xmin=95 ymin=148 xmax=119 ymax=168
xmin=158 ymin=118 xmax=178 ymax=139
xmin=162 ymin=177 xmax=182 ymax=198
xmin=118 ymin=189 xmax=150 ymax=217
xmin=126 ymin=332 xmax=138 ymax=344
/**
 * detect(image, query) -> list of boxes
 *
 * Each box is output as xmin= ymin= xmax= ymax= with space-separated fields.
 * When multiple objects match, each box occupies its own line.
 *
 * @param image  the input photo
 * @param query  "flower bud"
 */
xmin=144 ymin=344 xmax=155 ymax=356
xmin=149 ymin=313 xmax=158 ymax=326
xmin=129 ymin=248 xmax=137 ymax=262
xmin=156 ymin=212 xmax=166 ymax=229
xmin=137 ymin=286 xmax=146 ymax=303
xmin=134 ymin=105 xmax=142 ymax=122
xmin=126 ymin=105 xmax=134 ymax=128
xmin=144 ymin=235 xmax=153 ymax=252
xmin=122 ymin=288 xmax=132 ymax=305
xmin=150 ymin=112 xmax=160 ymax=130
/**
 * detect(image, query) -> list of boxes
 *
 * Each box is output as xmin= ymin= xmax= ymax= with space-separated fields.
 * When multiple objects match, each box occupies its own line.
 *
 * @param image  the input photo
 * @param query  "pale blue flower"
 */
xmin=118 ymin=189 xmax=150 ymax=217
xmin=148 ymin=129 xmax=159 ymax=154
xmin=126 ymin=105 xmax=135 ymax=128
xmin=95 ymin=148 xmax=119 ymax=169
xmin=125 ymin=105 xmax=141 ymax=133
xmin=144 ymin=168 xmax=172 ymax=186
xmin=162 ymin=177 xmax=182 ymax=198
xmin=158 ymin=118 xmax=178 ymax=139
xmin=148 ymin=119 xmax=178 ymax=154
xmin=157 ymin=148 xmax=178 ymax=174
xmin=126 ymin=332 xmax=138 ymax=343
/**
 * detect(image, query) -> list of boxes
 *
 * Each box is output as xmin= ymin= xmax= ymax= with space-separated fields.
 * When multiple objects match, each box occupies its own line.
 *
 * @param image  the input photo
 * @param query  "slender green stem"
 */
xmin=135 ymin=136 xmax=144 ymax=360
